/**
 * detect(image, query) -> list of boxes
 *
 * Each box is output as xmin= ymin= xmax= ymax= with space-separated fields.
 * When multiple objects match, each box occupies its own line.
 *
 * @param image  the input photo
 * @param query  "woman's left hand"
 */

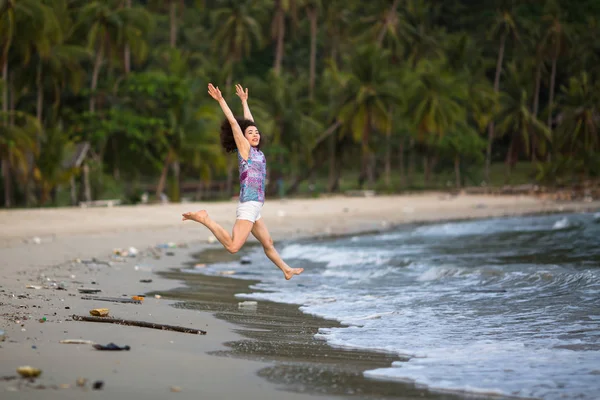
xmin=235 ymin=84 xmax=249 ymax=101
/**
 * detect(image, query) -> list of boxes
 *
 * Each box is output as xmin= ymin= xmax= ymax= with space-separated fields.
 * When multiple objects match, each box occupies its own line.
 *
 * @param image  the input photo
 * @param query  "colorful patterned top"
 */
xmin=238 ymin=147 xmax=266 ymax=203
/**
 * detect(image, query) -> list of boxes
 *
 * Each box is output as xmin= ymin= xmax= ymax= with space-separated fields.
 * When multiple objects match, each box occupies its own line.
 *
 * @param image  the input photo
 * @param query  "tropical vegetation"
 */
xmin=1 ymin=0 xmax=599 ymax=207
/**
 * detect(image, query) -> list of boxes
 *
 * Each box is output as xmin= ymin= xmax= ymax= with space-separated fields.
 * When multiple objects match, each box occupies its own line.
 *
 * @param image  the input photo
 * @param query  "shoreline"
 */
xmin=1 ymin=194 xmax=599 ymax=398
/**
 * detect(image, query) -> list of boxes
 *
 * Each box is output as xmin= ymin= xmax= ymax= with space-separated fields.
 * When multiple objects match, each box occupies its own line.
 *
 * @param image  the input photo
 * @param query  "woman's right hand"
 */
xmin=208 ymin=83 xmax=223 ymax=101
xmin=235 ymin=84 xmax=249 ymax=101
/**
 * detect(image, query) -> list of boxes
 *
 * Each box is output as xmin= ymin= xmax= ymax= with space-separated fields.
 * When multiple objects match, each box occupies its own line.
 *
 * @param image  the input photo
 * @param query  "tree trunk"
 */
xmin=327 ymin=134 xmax=337 ymax=192
xmin=1 ymin=58 xmax=8 ymax=207
xmin=454 ymin=155 xmax=461 ymax=188
xmin=169 ymin=0 xmax=177 ymax=48
xmin=384 ymin=109 xmax=392 ymax=187
xmin=156 ymin=148 xmax=173 ymax=199
xmin=70 ymin=175 xmax=77 ymax=206
xmin=359 ymin=114 xmax=371 ymax=188
xmin=547 ymin=54 xmax=557 ymax=132
xmin=408 ymin=137 xmax=415 ymax=186
xmin=90 ymin=40 xmax=104 ymax=113
xmin=485 ymin=31 xmax=507 ymax=181
xmin=307 ymin=7 xmax=317 ymax=101
xmin=170 ymin=160 xmax=180 ymax=202
xmin=112 ymin=138 xmax=120 ymax=181
xmin=273 ymin=2 xmax=285 ymax=75
xmin=124 ymin=0 xmax=132 ymax=74
xmin=82 ymin=162 xmax=92 ymax=202
xmin=398 ymin=136 xmax=405 ymax=189
xmin=1 ymin=157 xmax=10 ymax=208
xmin=531 ymin=61 xmax=542 ymax=161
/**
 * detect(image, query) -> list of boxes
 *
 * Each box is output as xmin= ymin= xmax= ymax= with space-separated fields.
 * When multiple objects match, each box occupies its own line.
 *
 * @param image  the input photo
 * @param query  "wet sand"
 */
xmin=1 ymin=194 xmax=598 ymax=399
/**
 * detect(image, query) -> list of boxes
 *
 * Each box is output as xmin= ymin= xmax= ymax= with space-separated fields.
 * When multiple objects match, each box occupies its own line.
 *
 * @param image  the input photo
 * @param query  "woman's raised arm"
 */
xmin=235 ymin=84 xmax=254 ymax=122
xmin=208 ymin=83 xmax=250 ymax=160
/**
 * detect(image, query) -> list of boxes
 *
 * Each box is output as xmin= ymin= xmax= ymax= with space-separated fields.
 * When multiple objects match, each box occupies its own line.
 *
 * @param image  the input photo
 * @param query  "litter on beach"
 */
xmin=238 ymin=301 xmax=257 ymax=309
xmin=81 ymin=296 xmax=142 ymax=304
xmin=78 ymin=288 xmax=102 ymax=294
xmin=60 ymin=339 xmax=96 ymax=345
xmin=72 ymin=314 xmax=207 ymax=335
xmin=16 ymin=366 xmax=42 ymax=378
xmin=89 ymin=308 xmax=110 ymax=317
xmin=93 ymin=342 xmax=131 ymax=351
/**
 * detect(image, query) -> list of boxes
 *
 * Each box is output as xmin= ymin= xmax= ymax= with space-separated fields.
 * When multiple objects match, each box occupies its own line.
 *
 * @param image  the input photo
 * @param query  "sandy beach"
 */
xmin=1 ymin=193 xmax=598 ymax=399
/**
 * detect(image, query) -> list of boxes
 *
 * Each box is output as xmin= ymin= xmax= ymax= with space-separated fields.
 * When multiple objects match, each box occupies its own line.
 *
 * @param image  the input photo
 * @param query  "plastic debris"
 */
xmin=134 ymin=265 xmax=152 ymax=272
xmin=154 ymin=295 xmax=162 ymax=299
xmin=60 ymin=339 xmax=95 ymax=345
xmin=238 ymin=301 xmax=257 ymax=309
xmin=131 ymin=296 xmax=144 ymax=302
xmin=218 ymin=270 xmax=236 ymax=276
xmin=78 ymin=288 xmax=101 ymax=294
xmin=139 ymin=279 xmax=153 ymax=283
xmin=207 ymin=235 xmax=217 ymax=244
xmin=26 ymin=285 xmax=42 ymax=290
xmin=92 ymin=343 xmax=131 ymax=351
xmin=92 ymin=380 xmax=104 ymax=390
xmin=156 ymin=242 xmax=177 ymax=249
xmin=113 ymin=247 xmax=139 ymax=257
xmin=240 ymin=256 xmax=251 ymax=265
xmin=170 ymin=386 xmax=182 ymax=392
xmin=194 ymin=263 xmax=206 ymax=269
xmin=0 ymin=329 xmax=6 ymax=341
xmin=38 ymin=317 xmax=47 ymax=323
xmin=89 ymin=308 xmax=110 ymax=317
xmin=76 ymin=377 xmax=87 ymax=387
xmin=17 ymin=366 xmax=42 ymax=378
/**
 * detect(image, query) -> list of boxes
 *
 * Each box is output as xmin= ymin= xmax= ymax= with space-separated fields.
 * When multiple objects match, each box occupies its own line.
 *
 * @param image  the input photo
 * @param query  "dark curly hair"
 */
xmin=220 ymin=117 xmax=261 ymax=153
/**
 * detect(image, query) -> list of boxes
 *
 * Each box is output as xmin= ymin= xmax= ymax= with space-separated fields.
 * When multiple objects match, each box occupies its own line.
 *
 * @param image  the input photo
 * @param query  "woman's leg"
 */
xmin=182 ymin=210 xmax=253 ymax=254
xmin=251 ymin=218 xmax=303 ymax=280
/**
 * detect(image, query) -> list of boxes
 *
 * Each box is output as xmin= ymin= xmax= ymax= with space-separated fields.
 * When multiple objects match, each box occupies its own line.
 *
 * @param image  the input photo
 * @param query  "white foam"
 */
xmin=552 ymin=217 xmax=570 ymax=230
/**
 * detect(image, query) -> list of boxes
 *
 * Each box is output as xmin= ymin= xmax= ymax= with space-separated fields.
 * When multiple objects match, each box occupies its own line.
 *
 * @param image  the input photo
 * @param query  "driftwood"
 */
xmin=72 ymin=315 xmax=207 ymax=335
xmin=81 ymin=296 xmax=142 ymax=304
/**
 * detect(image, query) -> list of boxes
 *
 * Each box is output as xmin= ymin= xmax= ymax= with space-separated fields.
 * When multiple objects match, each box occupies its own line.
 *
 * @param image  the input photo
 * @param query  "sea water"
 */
xmin=183 ymin=212 xmax=600 ymax=399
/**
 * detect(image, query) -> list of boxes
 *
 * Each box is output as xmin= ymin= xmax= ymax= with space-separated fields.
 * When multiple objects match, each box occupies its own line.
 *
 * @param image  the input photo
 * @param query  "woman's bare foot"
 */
xmin=283 ymin=268 xmax=304 ymax=280
xmin=182 ymin=210 xmax=208 ymax=224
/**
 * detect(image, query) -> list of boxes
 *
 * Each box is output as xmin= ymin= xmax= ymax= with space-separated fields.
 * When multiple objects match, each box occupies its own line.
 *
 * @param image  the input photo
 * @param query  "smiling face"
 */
xmin=244 ymin=125 xmax=260 ymax=147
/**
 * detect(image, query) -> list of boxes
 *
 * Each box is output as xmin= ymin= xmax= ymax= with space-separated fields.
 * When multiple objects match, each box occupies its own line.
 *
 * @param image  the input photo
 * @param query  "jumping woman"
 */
xmin=182 ymin=83 xmax=304 ymax=280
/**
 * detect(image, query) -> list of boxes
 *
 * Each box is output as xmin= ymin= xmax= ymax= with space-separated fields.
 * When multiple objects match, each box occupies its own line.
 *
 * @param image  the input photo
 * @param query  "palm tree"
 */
xmin=555 ymin=72 xmax=599 ymax=160
xmin=211 ymin=1 xmax=263 ymax=88
xmin=297 ymin=0 xmax=323 ymax=100
xmin=0 ymin=111 xmax=40 ymax=207
xmin=485 ymin=2 xmax=521 ymax=181
xmin=77 ymin=0 xmax=152 ymax=113
xmin=271 ymin=0 xmax=294 ymax=75
xmin=334 ymin=46 xmax=399 ymax=188
xmin=404 ymin=59 xmax=469 ymax=183
xmin=495 ymin=64 xmax=551 ymax=179
xmin=541 ymin=0 xmax=570 ymax=133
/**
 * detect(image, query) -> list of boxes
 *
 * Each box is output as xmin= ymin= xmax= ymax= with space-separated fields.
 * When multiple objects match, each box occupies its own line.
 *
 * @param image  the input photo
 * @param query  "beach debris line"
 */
xmin=80 ymin=296 xmax=142 ymax=304
xmin=93 ymin=342 xmax=130 ymax=351
xmin=89 ymin=308 xmax=110 ymax=317
xmin=72 ymin=315 xmax=207 ymax=335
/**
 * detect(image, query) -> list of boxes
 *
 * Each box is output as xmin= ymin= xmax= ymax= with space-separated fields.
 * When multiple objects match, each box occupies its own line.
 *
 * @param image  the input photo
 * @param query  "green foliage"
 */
xmin=1 ymin=0 xmax=599 ymax=207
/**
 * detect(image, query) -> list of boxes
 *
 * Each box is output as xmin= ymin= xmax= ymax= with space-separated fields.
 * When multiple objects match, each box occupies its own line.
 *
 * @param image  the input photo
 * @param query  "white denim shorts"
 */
xmin=236 ymin=201 xmax=263 ymax=223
